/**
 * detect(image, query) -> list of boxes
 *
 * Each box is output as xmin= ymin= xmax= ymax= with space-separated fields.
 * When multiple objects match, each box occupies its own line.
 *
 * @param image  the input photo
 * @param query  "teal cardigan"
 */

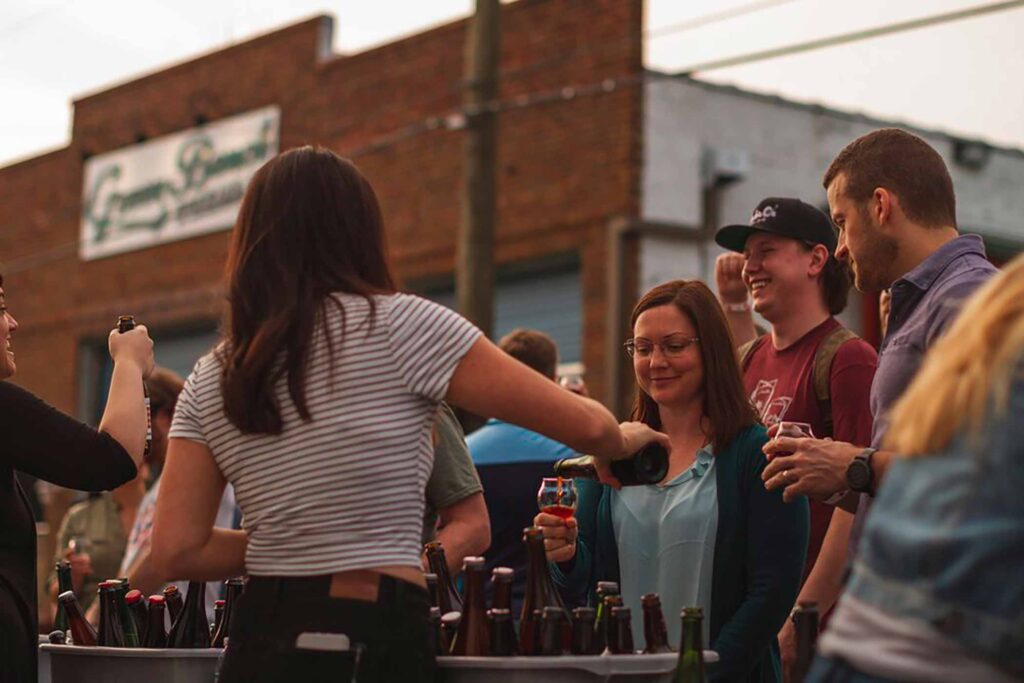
xmin=551 ymin=424 xmax=809 ymax=683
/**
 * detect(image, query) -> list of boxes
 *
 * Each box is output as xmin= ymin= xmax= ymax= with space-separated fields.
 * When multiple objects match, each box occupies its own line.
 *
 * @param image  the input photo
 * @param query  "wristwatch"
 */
xmin=846 ymin=447 xmax=877 ymax=494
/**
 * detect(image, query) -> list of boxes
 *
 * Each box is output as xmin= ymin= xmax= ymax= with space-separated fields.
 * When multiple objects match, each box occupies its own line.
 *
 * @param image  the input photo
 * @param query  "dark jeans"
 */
xmin=806 ymin=655 xmax=906 ymax=683
xmin=218 ymin=573 xmax=434 ymax=683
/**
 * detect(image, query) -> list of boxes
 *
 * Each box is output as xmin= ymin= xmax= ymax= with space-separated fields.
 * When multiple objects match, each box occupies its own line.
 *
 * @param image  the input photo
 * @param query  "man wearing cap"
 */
xmin=715 ymin=197 xmax=877 ymax=681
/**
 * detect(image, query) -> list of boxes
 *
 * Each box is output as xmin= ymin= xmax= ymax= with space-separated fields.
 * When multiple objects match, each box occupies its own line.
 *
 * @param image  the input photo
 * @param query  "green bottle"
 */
xmin=671 ymin=607 xmax=706 ymax=683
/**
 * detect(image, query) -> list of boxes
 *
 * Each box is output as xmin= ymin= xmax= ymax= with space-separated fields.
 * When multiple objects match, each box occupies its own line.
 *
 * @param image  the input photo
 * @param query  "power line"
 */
xmin=677 ymin=0 xmax=1024 ymax=75
xmin=646 ymin=0 xmax=801 ymax=39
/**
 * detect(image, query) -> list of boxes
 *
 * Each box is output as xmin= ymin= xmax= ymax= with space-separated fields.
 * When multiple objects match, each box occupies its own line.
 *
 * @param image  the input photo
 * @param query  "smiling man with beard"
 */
xmin=761 ymin=128 xmax=999 ymax=557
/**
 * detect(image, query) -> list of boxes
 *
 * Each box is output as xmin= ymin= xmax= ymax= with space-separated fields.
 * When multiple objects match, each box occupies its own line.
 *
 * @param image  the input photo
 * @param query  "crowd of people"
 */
xmin=1 ymin=126 xmax=1020 ymax=683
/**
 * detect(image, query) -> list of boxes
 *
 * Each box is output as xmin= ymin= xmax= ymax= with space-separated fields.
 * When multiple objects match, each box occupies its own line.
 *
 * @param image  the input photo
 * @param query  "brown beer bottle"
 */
xmin=450 ymin=557 xmax=490 ymax=656
xmin=212 ymin=577 xmax=244 ymax=648
xmin=671 ymin=607 xmax=706 ymax=683
xmin=163 ymin=585 xmax=184 ymax=627
xmin=57 ymin=590 xmax=97 ymax=646
xmin=609 ymin=606 xmax=635 ymax=654
xmin=553 ymin=442 xmax=668 ymax=486
xmin=116 ymin=315 xmax=151 ymax=460
xmin=424 ymin=541 xmax=463 ymax=614
xmin=211 ymin=600 xmax=225 ymax=642
xmin=168 ymin=581 xmax=211 ymax=648
xmin=519 ymin=527 xmax=570 ymax=655
xmin=53 ymin=561 xmax=73 ymax=635
xmin=491 ymin=566 xmax=514 ymax=612
xmin=126 ymin=590 xmax=148 ymax=645
xmin=791 ymin=601 xmax=820 ymax=683
xmin=143 ymin=595 xmax=168 ymax=648
xmin=641 ymin=593 xmax=673 ymax=654
xmin=600 ymin=594 xmax=624 ymax=654
xmin=97 ymin=581 xmax=126 ymax=647
xmin=441 ymin=611 xmax=461 ymax=654
xmin=425 ymin=573 xmax=440 ymax=609
xmin=488 ymin=608 xmax=518 ymax=656
xmin=571 ymin=606 xmax=598 ymax=655
xmin=429 ymin=607 xmax=449 ymax=656
xmin=539 ymin=606 xmax=569 ymax=656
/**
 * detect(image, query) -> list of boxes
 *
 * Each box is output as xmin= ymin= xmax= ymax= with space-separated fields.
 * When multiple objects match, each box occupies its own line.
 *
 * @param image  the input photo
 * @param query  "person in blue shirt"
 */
xmin=537 ymin=280 xmax=809 ymax=682
xmin=467 ymin=329 xmax=576 ymax=617
xmin=808 ymin=254 xmax=1024 ymax=683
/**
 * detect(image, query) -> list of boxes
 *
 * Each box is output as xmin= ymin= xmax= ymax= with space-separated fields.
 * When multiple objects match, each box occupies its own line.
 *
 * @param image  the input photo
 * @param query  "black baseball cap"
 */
xmin=715 ymin=197 xmax=837 ymax=253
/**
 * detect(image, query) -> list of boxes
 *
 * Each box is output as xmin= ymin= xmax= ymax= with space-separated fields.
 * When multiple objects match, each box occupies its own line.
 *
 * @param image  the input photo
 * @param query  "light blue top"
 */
xmin=466 ymin=418 xmax=576 ymax=466
xmin=610 ymin=446 xmax=718 ymax=649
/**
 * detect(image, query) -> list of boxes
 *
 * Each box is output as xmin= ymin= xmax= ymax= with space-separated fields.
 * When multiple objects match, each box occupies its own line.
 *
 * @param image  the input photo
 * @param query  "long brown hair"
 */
xmin=220 ymin=146 xmax=396 ymax=434
xmin=629 ymin=280 xmax=758 ymax=451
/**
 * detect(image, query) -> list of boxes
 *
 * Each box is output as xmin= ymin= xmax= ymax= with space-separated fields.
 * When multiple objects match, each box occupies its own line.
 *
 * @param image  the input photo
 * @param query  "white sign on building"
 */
xmin=80 ymin=105 xmax=280 ymax=260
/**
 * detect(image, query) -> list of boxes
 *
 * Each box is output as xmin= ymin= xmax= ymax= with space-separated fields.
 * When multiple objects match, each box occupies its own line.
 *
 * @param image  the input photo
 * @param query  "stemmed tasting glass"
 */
xmin=537 ymin=477 xmax=578 ymax=520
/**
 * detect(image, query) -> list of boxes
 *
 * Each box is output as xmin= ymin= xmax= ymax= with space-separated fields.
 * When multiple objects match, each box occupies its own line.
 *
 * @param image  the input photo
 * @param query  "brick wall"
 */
xmin=0 ymin=0 xmax=643 ymax=411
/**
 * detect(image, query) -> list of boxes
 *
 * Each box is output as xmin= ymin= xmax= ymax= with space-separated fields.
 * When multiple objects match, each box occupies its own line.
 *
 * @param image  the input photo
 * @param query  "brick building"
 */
xmin=3 ymin=0 xmax=1023 ymax=426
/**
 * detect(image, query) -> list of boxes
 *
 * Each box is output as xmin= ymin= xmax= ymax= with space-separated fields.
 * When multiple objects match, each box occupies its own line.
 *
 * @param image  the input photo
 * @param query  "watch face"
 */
xmin=846 ymin=459 xmax=871 ymax=492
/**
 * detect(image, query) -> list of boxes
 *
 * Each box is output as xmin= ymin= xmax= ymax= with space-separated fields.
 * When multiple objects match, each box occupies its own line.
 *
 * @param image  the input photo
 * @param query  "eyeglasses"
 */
xmin=624 ymin=336 xmax=700 ymax=359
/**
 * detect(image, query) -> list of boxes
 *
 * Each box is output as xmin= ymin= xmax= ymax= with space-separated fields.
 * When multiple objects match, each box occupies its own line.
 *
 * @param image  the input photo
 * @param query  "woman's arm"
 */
xmin=447 ymin=337 xmax=666 ymax=459
xmin=151 ymin=438 xmax=246 ymax=581
xmin=712 ymin=437 xmax=810 ymax=681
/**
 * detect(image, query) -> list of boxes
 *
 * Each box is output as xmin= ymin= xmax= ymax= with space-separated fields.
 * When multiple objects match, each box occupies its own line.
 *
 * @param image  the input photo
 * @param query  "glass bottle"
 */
xmin=671 ymin=606 xmax=706 ymax=683
xmin=126 ymin=589 xmax=148 ymax=645
xmin=57 ymin=590 xmax=97 ymax=646
xmin=97 ymin=581 xmax=126 ymax=647
xmin=539 ymin=606 xmax=569 ymax=656
xmin=163 ymin=585 xmax=184 ymax=627
xmin=143 ymin=595 xmax=168 ymax=648
xmin=114 ymin=581 xmax=140 ymax=647
xmin=424 ymin=541 xmax=463 ymax=615
xmin=553 ymin=442 xmax=668 ymax=486
xmin=791 ymin=601 xmax=819 ymax=683
xmin=212 ymin=577 xmax=244 ymax=648
xmin=211 ymin=600 xmax=225 ymax=642
xmin=451 ymin=556 xmax=490 ymax=656
xmin=430 ymin=607 xmax=449 ymax=656
xmin=488 ymin=608 xmax=518 ymax=656
xmin=600 ymin=594 xmax=624 ymax=654
xmin=440 ymin=611 xmax=461 ymax=655
xmin=593 ymin=581 xmax=619 ymax=653
xmin=641 ymin=593 xmax=673 ymax=654
xmin=571 ymin=606 xmax=598 ymax=655
xmin=168 ymin=581 xmax=211 ymax=648
xmin=609 ymin=606 xmax=635 ymax=655
xmin=53 ymin=561 xmax=73 ymax=635
xmin=519 ymin=526 xmax=570 ymax=655
xmin=490 ymin=566 xmax=514 ymax=612
xmin=425 ymin=573 xmax=440 ymax=609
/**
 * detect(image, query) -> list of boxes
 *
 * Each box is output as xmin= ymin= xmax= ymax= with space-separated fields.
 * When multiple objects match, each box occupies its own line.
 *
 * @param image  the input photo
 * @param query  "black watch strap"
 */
xmin=846 ymin=447 xmax=877 ymax=494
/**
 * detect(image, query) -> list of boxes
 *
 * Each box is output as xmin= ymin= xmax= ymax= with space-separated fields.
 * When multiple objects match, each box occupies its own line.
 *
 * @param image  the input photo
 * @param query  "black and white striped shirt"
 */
xmin=169 ymin=293 xmax=481 ymax=576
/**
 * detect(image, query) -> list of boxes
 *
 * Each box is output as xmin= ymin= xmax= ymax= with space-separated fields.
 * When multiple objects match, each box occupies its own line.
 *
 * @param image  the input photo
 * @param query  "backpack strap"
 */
xmin=737 ymin=335 xmax=767 ymax=371
xmin=812 ymin=326 xmax=859 ymax=437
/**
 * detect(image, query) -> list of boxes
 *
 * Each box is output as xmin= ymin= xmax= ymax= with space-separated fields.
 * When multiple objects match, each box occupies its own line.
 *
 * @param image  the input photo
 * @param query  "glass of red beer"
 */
xmin=537 ymin=477 xmax=577 ymax=520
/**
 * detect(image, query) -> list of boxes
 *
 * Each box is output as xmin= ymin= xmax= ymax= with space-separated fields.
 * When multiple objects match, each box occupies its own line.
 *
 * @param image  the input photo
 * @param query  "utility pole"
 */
xmin=456 ymin=0 xmax=500 ymax=336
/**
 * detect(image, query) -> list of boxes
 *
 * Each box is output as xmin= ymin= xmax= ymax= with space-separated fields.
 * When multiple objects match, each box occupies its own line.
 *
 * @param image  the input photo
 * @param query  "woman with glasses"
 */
xmin=537 ymin=280 xmax=809 ymax=682
xmin=149 ymin=146 xmax=667 ymax=683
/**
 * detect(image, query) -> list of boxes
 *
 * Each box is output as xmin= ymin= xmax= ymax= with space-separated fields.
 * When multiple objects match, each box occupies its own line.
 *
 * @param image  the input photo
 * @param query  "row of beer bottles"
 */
xmin=53 ymin=570 xmax=245 ymax=649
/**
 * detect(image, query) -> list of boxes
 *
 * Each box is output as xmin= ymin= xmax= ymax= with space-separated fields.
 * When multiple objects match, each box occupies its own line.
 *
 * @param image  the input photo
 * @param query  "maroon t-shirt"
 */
xmin=743 ymin=317 xmax=877 ymax=582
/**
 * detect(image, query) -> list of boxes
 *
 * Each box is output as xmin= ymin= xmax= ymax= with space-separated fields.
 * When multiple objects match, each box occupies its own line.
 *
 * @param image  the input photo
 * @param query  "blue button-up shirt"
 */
xmin=852 ymin=234 xmax=998 ymax=552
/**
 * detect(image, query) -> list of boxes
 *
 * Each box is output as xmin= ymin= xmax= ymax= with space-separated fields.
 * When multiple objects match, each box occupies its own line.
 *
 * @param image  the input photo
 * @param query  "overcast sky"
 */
xmin=2 ymin=0 xmax=1022 ymax=167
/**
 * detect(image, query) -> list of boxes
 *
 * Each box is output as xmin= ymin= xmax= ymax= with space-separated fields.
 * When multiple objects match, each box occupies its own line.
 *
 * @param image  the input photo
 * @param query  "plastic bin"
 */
xmin=39 ymin=644 xmax=222 ymax=683
xmin=437 ymin=651 xmax=719 ymax=683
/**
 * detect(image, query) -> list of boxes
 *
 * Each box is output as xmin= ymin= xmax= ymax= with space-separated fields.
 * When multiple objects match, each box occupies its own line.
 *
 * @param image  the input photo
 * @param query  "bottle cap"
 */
xmin=542 ymin=606 xmax=565 ymax=620
xmin=491 ymin=567 xmax=514 ymax=581
xmin=148 ymin=595 xmax=166 ymax=606
xmin=57 ymin=590 xmax=76 ymax=604
xmin=572 ymin=606 xmax=596 ymax=618
xmin=596 ymin=581 xmax=620 ymax=595
xmin=641 ymin=593 xmax=662 ymax=607
xmin=462 ymin=556 xmax=486 ymax=571
xmin=125 ymin=589 xmax=144 ymax=604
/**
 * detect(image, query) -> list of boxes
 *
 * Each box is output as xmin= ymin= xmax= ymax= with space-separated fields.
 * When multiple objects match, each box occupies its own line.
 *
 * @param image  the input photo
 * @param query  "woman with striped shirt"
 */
xmin=150 ymin=146 xmax=667 ymax=682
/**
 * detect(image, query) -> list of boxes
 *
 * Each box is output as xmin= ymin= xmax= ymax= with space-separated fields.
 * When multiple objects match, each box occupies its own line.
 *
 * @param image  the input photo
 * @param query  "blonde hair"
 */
xmin=885 ymin=253 xmax=1024 ymax=456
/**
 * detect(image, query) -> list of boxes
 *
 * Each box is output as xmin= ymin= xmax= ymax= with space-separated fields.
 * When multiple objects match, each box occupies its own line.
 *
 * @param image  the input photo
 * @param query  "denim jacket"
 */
xmin=844 ymin=369 xmax=1024 ymax=677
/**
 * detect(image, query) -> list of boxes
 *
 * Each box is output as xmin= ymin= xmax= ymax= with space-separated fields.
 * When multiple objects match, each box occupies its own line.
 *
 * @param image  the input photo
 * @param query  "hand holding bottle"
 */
xmin=108 ymin=323 xmax=155 ymax=378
